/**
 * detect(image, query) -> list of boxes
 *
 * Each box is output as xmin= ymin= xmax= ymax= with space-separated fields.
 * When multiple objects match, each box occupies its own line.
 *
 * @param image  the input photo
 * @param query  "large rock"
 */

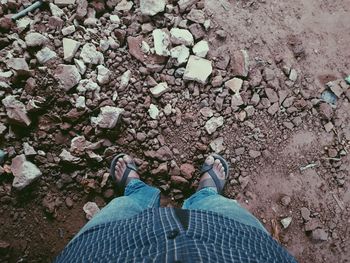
xmin=205 ymin=116 xmax=224 ymax=134
xmin=55 ymin=64 xmax=81 ymax=91
xmin=2 ymin=96 xmax=31 ymax=126
xmin=140 ymin=0 xmax=165 ymax=16
xmin=97 ymin=65 xmax=111 ymax=85
xmin=152 ymin=29 xmax=170 ymax=56
xmin=91 ymin=106 xmax=124 ymax=129
xmin=231 ymin=50 xmax=249 ymax=78
xmin=11 ymin=154 xmax=42 ymax=190
xmin=170 ymin=45 xmax=190 ymax=66
xmin=7 ymin=58 xmax=30 ymax=75
xmin=80 ymin=43 xmax=104 ymax=64
xmin=150 ymin=82 xmax=170 ymax=98
xmin=25 ymin=32 xmax=49 ymax=47
xmin=183 ymin=55 xmax=212 ymax=84
xmin=36 ymin=47 xmax=57 ymax=64
xmin=170 ymin=28 xmax=194 ymax=46
xmin=63 ymin=38 xmax=80 ymax=62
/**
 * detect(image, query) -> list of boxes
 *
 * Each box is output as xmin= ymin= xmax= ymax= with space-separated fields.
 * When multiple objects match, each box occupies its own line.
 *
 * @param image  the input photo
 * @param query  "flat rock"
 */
xmin=231 ymin=50 xmax=249 ymax=78
xmin=97 ymin=65 xmax=111 ymax=85
xmin=205 ymin=116 xmax=224 ymax=134
xmin=170 ymin=45 xmax=190 ymax=66
xmin=91 ymin=106 xmax=124 ymax=129
xmin=183 ymin=55 xmax=212 ymax=84
xmin=36 ymin=47 xmax=57 ymax=64
xmin=7 ymin=58 xmax=30 ymax=75
xmin=55 ymin=64 xmax=81 ymax=91
xmin=192 ymin=40 xmax=209 ymax=58
xmin=187 ymin=9 xmax=205 ymax=24
xmin=2 ymin=95 xmax=31 ymax=126
xmin=83 ymin=202 xmax=100 ymax=220
xmin=152 ymin=29 xmax=170 ymax=56
xmin=140 ymin=0 xmax=165 ymax=16
xmin=150 ymin=82 xmax=170 ymax=98
xmin=25 ymin=32 xmax=49 ymax=47
xmin=170 ymin=28 xmax=194 ymax=46
xmin=63 ymin=38 xmax=80 ymax=62
xmin=11 ymin=154 xmax=42 ymax=190
xmin=210 ymin=137 xmax=225 ymax=153
xmin=268 ymin=102 xmax=279 ymax=115
xmin=80 ymin=43 xmax=104 ymax=64
xmin=311 ymin=228 xmax=328 ymax=242
xmin=225 ymin=78 xmax=243 ymax=94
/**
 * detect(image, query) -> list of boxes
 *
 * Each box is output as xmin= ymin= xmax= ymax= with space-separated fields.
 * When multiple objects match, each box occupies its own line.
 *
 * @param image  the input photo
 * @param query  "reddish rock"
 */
xmin=230 ymin=50 xmax=249 ymax=78
xmin=318 ymin=103 xmax=333 ymax=120
xmin=2 ymin=96 xmax=31 ymax=126
xmin=155 ymin=146 xmax=173 ymax=161
xmin=180 ymin=163 xmax=195 ymax=180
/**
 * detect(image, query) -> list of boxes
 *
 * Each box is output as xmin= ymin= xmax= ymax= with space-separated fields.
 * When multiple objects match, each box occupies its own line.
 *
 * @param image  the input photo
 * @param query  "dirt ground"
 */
xmin=0 ymin=0 xmax=349 ymax=262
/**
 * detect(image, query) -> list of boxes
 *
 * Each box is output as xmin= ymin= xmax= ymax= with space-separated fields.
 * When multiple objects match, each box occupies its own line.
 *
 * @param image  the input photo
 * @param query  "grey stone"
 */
xmin=148 ymin=104 xmax=159 ymax=119
xmin=281 ymin=217 xmax=292 ymax=229
xmin=210 ymin=137 xmax=225 ymax=153
xmin=55 ymin=64 xmax=81 ymax=91
xmin=170 ymin=28 xmax=194 ymax=46
xmin=11 ymin=154 xmax=42 ymax=190
xmin=170 ymin=45 xmax=190 ymax=66
xmin=187 ymin=9 xmax=205 ymax=24
xmin=311 ymin=229 xmax=328 ymax=242
xmin=140 ymin=0 xmax=165 ymax=16
xmin=97 ymin=65 xmax=111 ymax=85
xmin=225 ymin=78 xmax=243 ymax=94
xmin=80 ymin=43 xmax=104 ymax=65
xmin=25 ymin=32 xmax=48 ymax=47
xmin=184 ymin=55 xmax=212 ymax=84
xmin=23 ymin=142 xmax=36 ymax=156
xmin=150 ymin=82 xmax=170 ymax=98
xmin=300 ymin=207 xmax=311 ymax=221
xmin=205 ymin=116 xmax=224 ymax=134
xmin=7 ymin=58 xmax=30 ymax=75
xmin=152 ymin=29 xmax=170 ymax=56
xmin=192 ymin=40 xmax=209 ymax=57
xmin=59 ymin=149 xmax=80 ymax=164
xmin=61 ymin=25 xmax=76 ymax=36
xmin=36 ymin=47 xmax=57 ymax=64
xmin=91 ymin=106 xmax=124 ymax=129
xmin=83 ymin=201 xmax=100 ymax=220
xmin=63 ymin=38 xmax=80 ymax=62
xmin=2 ymin=96 xmax=31 ymax=126
xmin=249 ymin=150 xmax=261 ymax=158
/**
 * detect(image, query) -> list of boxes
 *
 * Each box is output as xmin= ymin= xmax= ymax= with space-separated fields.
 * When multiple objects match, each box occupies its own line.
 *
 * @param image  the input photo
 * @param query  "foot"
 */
xmin=198 ymin=155 xmax=227 ymax=192
xmin=114 ymin=155 xmax=140 ymax=185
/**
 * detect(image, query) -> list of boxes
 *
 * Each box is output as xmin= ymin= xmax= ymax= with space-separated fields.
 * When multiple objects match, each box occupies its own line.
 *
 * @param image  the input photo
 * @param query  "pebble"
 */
xmin=187 ymin=9 xmax=205 ymax=24
xmin=83 ymin=202 xmax=100 ymax=220
xmin=61 ymin=25 xmax=76 ymax=36
xmin=180 ymin=163 xmax=195 ymax=180
xmin=49 ymin=3 xmax=64 ymax=17
xmin=265 ymin=88 xmax=279 ymax=103
xmin=268 ymin=103 xmax=279 ymax=115
xmin=80 ymin=43 xmax=104 ymax=64
xmin=150 ymin=82 xmax=170 ymax=98
xmin=192 ymin=40 xmax=209 ymax=58
xmin=2 ymin=95 xmax=31 ymax=126
xmin=281 ymin=217 xmax=292 ymax=229
xmin=281 ymin=195 xmax=291 ymax=206
xmin=231 ymin=50 xmax=249 ymax=78
xmin=7 ymin=58 xmax=30 ymax=75
xmin=23 ymin=142 xmax=36 ymax=156
xmin=91 ymin=106 xmax=124 ymax=129
xmin=249 ymin=150 xmax=261 ymax=158
xmin=148 ymin=104 xmax=159 ymax=119
xmin=170 ymin=28 xmax=194 ymax=46
xmin=170 ymin=45 xmax=190 ymax=66
xmin=289 ymin=69 xmax=298 ymax=82
xmin=300 ymin=207 xmax=311 ymax=221
xmin=183 ymin=55 xmax=212 ymax=84
xmin=210 ymin=137 xmax=225 ymax=153
xmin=11 ymin=154 xmax=42 ymax=190
xmin=97 ymin=65 xmax=111 ymax=85
xmin=205 ymin=116 xmax=224 ymax=134
xmin=324 ymin=122 xmax=334 ymax=132
xmin=63 ymin=38 xmax=80 ymax=62
xmin=59 ymin=149 xmax=81 ymax=164
xmin=311 ymin=228 xmax=328 ymax=242
xmin=225 ymin=78 xmax=243 ymax=94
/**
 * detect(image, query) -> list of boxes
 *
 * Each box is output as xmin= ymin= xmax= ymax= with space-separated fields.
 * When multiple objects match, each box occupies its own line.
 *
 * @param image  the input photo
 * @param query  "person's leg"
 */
xmin=183 ymin=155 xmax=267 ymax=233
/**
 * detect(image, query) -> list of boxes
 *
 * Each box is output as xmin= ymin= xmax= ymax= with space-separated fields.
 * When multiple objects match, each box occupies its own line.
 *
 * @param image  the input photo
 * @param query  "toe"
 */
xmin=123 ymin=155 xmax=131 ymax=163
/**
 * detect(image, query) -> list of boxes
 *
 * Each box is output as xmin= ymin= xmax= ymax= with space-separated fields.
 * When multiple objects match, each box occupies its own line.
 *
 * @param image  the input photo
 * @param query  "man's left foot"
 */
xmin=110 ymin=154 xmax=140 ymax=190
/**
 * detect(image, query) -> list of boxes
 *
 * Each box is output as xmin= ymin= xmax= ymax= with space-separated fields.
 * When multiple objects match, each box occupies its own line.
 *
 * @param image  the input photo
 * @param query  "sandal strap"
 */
xmin=110 ymin=153 xmax=138 ymax=191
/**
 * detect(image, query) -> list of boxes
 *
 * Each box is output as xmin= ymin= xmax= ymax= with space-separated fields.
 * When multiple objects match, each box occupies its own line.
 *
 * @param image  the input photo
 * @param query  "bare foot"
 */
xmin=198 ymin=155 xmax=227 ymax=191
xmin=114 ymin=155 xmax=140 ymax=184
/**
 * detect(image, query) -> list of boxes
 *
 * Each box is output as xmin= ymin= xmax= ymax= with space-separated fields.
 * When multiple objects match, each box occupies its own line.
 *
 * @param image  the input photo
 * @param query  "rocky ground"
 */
xmin=0 ymin=0 xmax=349 ymax=262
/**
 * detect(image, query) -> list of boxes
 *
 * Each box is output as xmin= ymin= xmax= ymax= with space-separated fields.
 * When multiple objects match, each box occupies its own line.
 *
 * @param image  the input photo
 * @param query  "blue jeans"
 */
xmin=77 ymin=179 xmax=267 ymax=237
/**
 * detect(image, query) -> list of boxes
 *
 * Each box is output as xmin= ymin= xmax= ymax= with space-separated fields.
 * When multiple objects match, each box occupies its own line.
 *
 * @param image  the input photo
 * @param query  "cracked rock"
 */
xmin=11 ymin=154 xmax=42 ymax=190
xmin=55 ymin=64 xmax=81 ymax=91
xmin=91 ymin=106 xmax=124 ymax=129
xmin=2 ymin=95 xmax=31 ymax=126
xmin=184 ymin=55 xmax=212 ymax=84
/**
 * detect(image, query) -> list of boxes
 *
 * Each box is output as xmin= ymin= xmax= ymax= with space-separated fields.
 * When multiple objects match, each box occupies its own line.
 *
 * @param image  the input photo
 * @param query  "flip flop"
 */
xmin=110 ymin=153 xmax=138 ymax=192
xmin=198 ymin=154 xmax=229 ymax=194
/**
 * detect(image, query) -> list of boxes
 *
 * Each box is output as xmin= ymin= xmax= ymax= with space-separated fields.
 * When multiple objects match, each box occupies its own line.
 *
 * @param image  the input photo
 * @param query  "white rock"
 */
xmin=80 ymin=43 xmax=104 ymax=65
xmin=152 ymin=29 xmax=170 ymax=56
xmin=63 ymin=38 xmax=80 ymax=62
xmin=141 ymin=41 xmax=150 ymax=54
xmin=200 ymin=107 xmax=213 ymax=118
xmin=170 ymin=28 xmax=194 ymax=46
xmin=110 ymin=15 xmax=120 ymax=24
xmin=77 ymin=79 xmax=100 ymax=94
xmin=36 ymin=47 xmax=57 ymax=64
xmin=23 ymin=142 xmax=37 ymax=156
xmin=193 ymin=40 xmax=209 ymax=58
xmin=225 ymin=78 xmax=243 ymax=94
xmin=205 ymin=116 xmax=224 ymax=134
xmin=91 ymin=106 xmax=124 ymax=129
xmin=203 ymin=19 xmax=211 ymax=31
xmin=54 ymin=0 xmax=76 ymax=5
xmin=289 ymin=69 xmax=298 ymax=82
xmin=25 ymin=32 xmax=48 ymax=47
xmin=74 ymin=59 xmax=86 ymax=75
xmin=183 ymin=55 xmax=212 ymax=84
xmin=11 ymin=154 xmax=42 ymax=190
xmin=2 ymin=95 xmax=31 ymax=126
xmin=170 ymin=45 xmax=190 ymax=66
xmin=150 ymin=82 xmax=170 ymax=98
xmin=163 ymin=104 xmax=172 ymax=116
xmin=140 ymin=0 xmax=165 ymax=16
xmin=61 ymin=25 xmax=76 ymax=36
xmin=7 ymin=58 xmax=30 ymax=75
xmin=49 ymin=3 xmax=64 ymax=17
xmin=210 ymin=137 xmax=225 ymax=153
xmin=281 ymin=217 xmax=292 ymax=229
xmin=75 ymin=96 xmax=86 ymax=109
xmin=59 ymin=149 xmax=80 ymax=164
xmin=83 ymin=202 xmax=100 ymax=220
xmin=55 ymin=64 xmax=81 ymax=91
xmin=97 ymin=65 xmax=111 ymax=85
xmin=187 ymin=9 xmax=205 ymax=24
xmin=148 ymin=104 xmax=159 ymax=119
xmin=120 ymin=70 xmax=131 ymax=89
xmin=115 ymin=0 xmax=133 ymax=11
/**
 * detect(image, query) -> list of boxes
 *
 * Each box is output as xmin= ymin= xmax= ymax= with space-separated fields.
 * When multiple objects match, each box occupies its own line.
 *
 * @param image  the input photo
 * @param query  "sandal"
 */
xmin=110 ymin=153 xmax=138 ymax=192
xmin=198 ymin=154 xmax=229 ymax=194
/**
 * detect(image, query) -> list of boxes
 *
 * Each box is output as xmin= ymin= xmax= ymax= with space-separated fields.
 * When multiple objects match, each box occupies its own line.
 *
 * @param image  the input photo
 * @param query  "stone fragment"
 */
xmin=76 ymin=0 xmax=88 ymax=19
xmin=180 ymin=163 xmax=195 ymax=180
xmin=300 ymin=207 xmax=311 ymax=221
xmin=80 ymin=43 xmax=104 ymax=64
xmin=289 ymin=69 xmax=298 ymax=82
xmin=225 ymin=78 xmax=243 ymax=94
xmin=280 ymin=195 xmax=291 ymax=206
xmin=49 ymin=3 xmax=64 ymax=17
xmin=318 ymin=103 xmax=333 ymax=120
xmin=200 ymin=107 xmax=213 ymax=118
xmin=61 ymin=25 xmax=76 ymax=36
xmin=183 ymin=55 xmax=212 ymax=84
xmin=210 ymin=137 xmax=224 ymax=153
xmin=311 ymin=229 xmax=328 ymax=242
xmin=25 ymin=32 xmax=48 ymax=47
xmin=77 ymin=79 xmax=100 ymax=94
xmin=63 ymin=38 xmax=80 ymax=62
xmin=91 ymin=106 xmax=124 ymax=129
xmin=120 ymin=70 xmax=131 ymax=89
xmin=75 ymin=96 xmax=86 ymax=109
xmin=205 ymin=116 xmax=224 ymax=134
xmin=148 ymin=104 xmax=159 ymax=119
xmin=109 ymin=15 xmax=120 ymax=23
xmin=11 ymin=154 xmax=42 ymax=190
xmin=55 ymin=64 xmax=81 ymax=91
xmin=170 ymin=45 xmax=190 ymax=66
xmin=280 ymin=217 xmax=292 ymax=229
xmin=83 ymin=202 xmax=100 ymax=220
xmin=54 ymin=0 xmax=76 ymax=5
xmin=2 ymin=96 xmax=31 ymax=126
xmin=324 ymin=122 xmax=334 ymax=132
xmin=140 ymin=0 xmax=165 ymax=16
xmin=150 ymin=82 xmax=170 ymax=98
xmin=268 ymin=102 xmax=279 ymax=115
xmin=23 ymin=142 xmax=36 ymax=156
xmin=192 ymin=40 xmax=209 ymax=57
xmin=189 ymin=23 xmax=205 ymax=40
xmin=152 ymin=29 xmax=170 ymax=56
xmin=249 ymin=150 xmax=261 ymax=158
xmin=326 ymin=81 xmax=344 ymax=98
xmin=170 ymin=28 xmax=194 ymax=46
xmin=178 ymin=0 xmax=198 ymax=12
xmin=115 ymin=0 xmax=133 ymax=11
xmin=187 ymin=9 xmax=205 ymax=24
xmin=265 ymin=88 xmax=279 ymax=103
xmin=263 ymin=68 xmax=275 ymax=81
xmin=231 ymin=50 xmax=249 ymax=78
xmin=231 ymin=94 xmax=244 ymax=108
xmin=155 ymin=146 xmax=173 ymax=161
xmin=36 ymin=47 xmax=57 ymax=64
xmin=70 ymin=136 xmax=101 ymax=154
xmin=74 ymin=59 xmax=86 ymax=75
xmin=97 ymin=65 xmax=111 ymax=85
xmin=59 ymin=149 xmax=80 ymax=164
xmin=7 ymin=58 xmax=30 ymax=75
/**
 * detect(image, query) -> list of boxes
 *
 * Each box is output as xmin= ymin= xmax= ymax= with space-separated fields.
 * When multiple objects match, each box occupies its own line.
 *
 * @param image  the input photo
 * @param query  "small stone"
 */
xmin=200 ymin=107 xmax=213 ymax=118
xmin=115 ymin=0 xmax=133 ymax=11
xmin=292 ymin=116 xmax=302 ymax=126
xmin=170 ymin=45 xmax=190 ymax=66
xmin=55 ymin=64 xmax=81 ymax=91
xmin=11 ymin=154 xmax=42 ymax=190
xmin=152 ymin=162 xmax=168 ymax=175
xmin=61 ymin=25 xmax=76 ymax=36
xmin=120 ymin=70 xmax=131 ymax=89
xmin=36 ymin=47 xmax=57 ymax=64
xmin=54 ymin=0 xmax=76 ymax=5
xmin=212 ymin=75 xmax=223 ymax=87
xmin=76 ymin=96 xmax=86 ymax=109
xmin=23 ymin=142 xmax=36 ymax=156
xmin=188 ymin=23 xmax=205 ymax=40
xmin=140 ymin=0 xmax=165 ymax=16
xmin=76 ymin=0 xmax=88 ymax=19
xmin=205 ymin=116 xmax=224 ymax=134
xmin=150 ymin=82 xmax=170 ymax=98
xmin=251 ymin=93 xmax=260 ymax=105
xmin=231 ymin=50 xmax=249 ymax=78
xmin=74 ymin=59 xmax=86 ymax=75
xmin=2 ymin=96 xmax=31 ymax=126
xmin=280 ymin=195 xmax=291 ymax=206
xmin=327 ymin=81 xmax=344 ymax=98
xmin=148 ymin=104 xmax=159 ymax=119
xmin=25 ymin=32 xmax=48 ymax=47
xmin=300 ymin=207 xmax=311 ymax=221
xmin=180 ymin=163 xmax=195 ymax=180
xmin=80 ymin=43 xmax=104 ymax=65
xmin=97 ymin=65 xmax=111 ymax=85
xmin=91 ymin=106 xmax=124 ymax=129
xmin=7 ymin=58 xmax=30 ymax=75
xmin=192 ymin=40 xmax=209 ymax=58
xmin=77 ymin=79 xmax=100 ymax=94
xmin=268 ymin=103 xmax=279 ymax=115
xmin=283 ymin=121 xmax=294 ymax=130
xmin=164 ymin=104 xmax=172 ymax=116
xmin=110 ymin=15 xmax=120 ymax=23
xmin=178 ymin=0 xmax=198 ymax=12
xmin=225 ymin=78 xmax=243 ymax=94
xmin=265 ymin=88 xmax=279 ymax=103
xmin=263 ymin=68 xmax=275 ymax=81
xmin=249 ymin=150 xmax=261 ymax=158
xmin=324 ymin=122 xmax=334 ymax=132
xmin=83 ymin=202 xmax=100 ymax=220
xmin=170 ymin=28 xmax=194 ymax=46
xmin=152 ymin=29 xmax=170 ymax=56
xmin=289 ymin=69 xmax=298 ymax=82
xmin=63 ymin=38 xmax=80 ymax=62
xmin=231 ymin=93 xmax=244 ymax=108
xmin=59 ymin=149 xmax=80 ymax=164
xmin=183 ymin=55 xmax=212 ymax=84
xmin=280 ymin=217 xmax=292 ymax=229
xmin=319 ymin=103 xmax=333 ymax=120
xmin=155 ymin=146 xmax=173 ymax=161
xmin=187 ymin=9 xmax=205 ymax=24
xmin=49 ymin=3 xmax=64 ymax=17
xmin=345 ymin=75 xmax=350 ymax=85
xmin=210 ymin=137 xmax=224 ymax=153
xmin=65 ymin=197 xmax=74 ymax=208
xmin=216 ymin=29 xmax=227 ymax=39
xmin=311 ymin=229 xmax=328 ymax=242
